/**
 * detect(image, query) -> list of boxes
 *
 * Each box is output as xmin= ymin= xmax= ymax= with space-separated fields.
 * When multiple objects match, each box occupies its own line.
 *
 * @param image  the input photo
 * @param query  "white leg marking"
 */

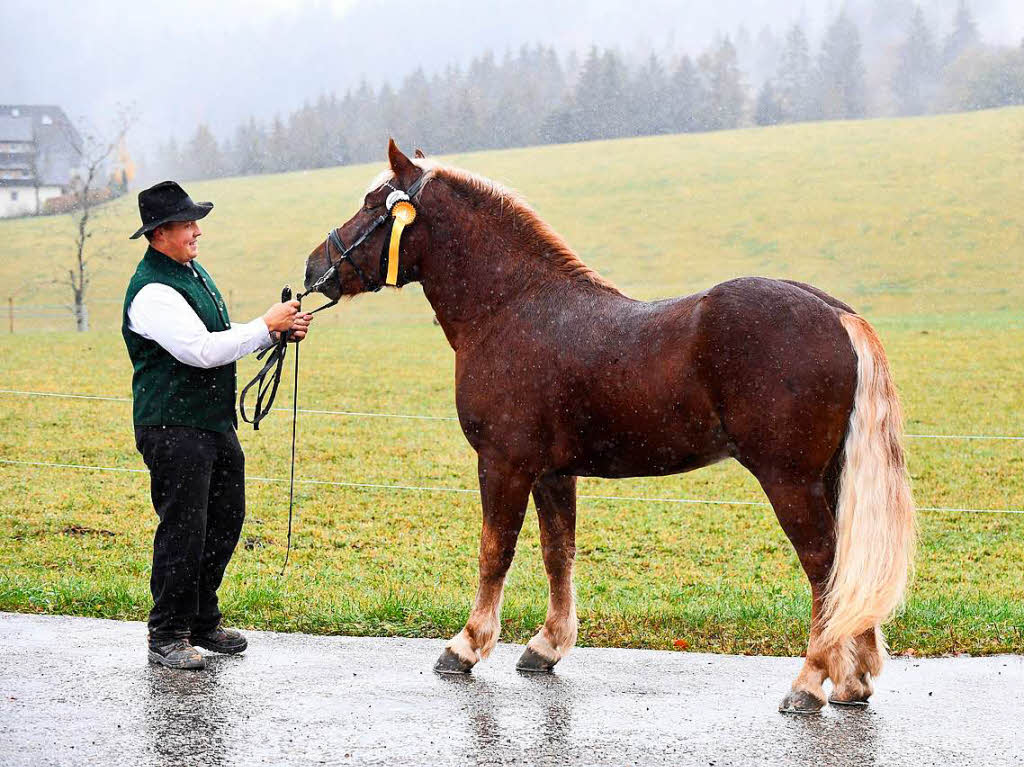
xmin=446 ymin=630 xmax=480 ymax=665
xmin=526 ymin=630 xmax=560 ymax=662
xmin=527 ymin=609 xmax=578 ymax=663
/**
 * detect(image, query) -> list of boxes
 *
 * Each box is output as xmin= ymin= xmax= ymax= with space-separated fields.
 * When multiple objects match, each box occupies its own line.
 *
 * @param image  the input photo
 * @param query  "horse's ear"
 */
xmin=388 ymin=138 xmax=416 ymax=178
xmin=414 ymin=148 xmax=426 ymax=159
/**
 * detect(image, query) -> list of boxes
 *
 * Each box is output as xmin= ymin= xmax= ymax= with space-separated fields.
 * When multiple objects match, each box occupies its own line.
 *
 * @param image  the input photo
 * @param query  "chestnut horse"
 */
xmin=303 ymin=141 xmax=915 ymax=713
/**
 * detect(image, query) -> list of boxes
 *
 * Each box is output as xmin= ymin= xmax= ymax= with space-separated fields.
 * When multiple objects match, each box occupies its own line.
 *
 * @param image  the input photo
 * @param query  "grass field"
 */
xmin=1 ymin=108 xmax=1023 ymax=657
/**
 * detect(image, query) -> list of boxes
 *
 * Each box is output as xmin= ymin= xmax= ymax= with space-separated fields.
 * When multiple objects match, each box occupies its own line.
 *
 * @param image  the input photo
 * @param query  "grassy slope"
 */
xmin=1 ymin=108 xmax=1022 ymax=655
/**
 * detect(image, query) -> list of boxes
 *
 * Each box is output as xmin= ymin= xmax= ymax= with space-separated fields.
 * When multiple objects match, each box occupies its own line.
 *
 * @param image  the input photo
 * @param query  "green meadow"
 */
xmin=1 ymin=108 xmax=1022 ymax=657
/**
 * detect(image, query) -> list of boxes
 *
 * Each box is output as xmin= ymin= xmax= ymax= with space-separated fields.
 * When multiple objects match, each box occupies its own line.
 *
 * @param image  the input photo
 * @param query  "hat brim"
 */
xmin=129 ymin=201 xmax=214 ymax=239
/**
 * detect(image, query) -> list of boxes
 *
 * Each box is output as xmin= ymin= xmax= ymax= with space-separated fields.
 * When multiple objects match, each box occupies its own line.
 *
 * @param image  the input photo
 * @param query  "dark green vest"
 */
xmin=122 ymin=247 xmax=237 ymax=432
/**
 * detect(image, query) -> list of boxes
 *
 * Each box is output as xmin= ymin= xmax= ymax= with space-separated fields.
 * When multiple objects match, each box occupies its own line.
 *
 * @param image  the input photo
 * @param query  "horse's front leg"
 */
xmin=517 ymin=473 xmax=577 ymax=672
xmin=434 ymin=453 xmax=532 ymax=673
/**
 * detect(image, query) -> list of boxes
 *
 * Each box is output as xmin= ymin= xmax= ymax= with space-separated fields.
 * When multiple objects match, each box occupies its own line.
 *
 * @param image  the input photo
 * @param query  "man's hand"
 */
xmin=288 ymin=312 xmax=313 ymax=342
xmin=263 ymin=300 xmax=300 ymax=333
xmin=264 ymin=300 xmax=313 ymax=342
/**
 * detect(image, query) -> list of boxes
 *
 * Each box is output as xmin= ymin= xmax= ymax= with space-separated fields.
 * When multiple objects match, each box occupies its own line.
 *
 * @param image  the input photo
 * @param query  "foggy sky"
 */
xmin=3 ymin=0 xmax=1022 ymax=154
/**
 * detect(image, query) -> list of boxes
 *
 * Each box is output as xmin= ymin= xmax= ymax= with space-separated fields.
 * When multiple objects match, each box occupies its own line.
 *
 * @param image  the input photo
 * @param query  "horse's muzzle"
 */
xmin=303 ymin=250 xmax=331 ymax=295
xmin=302 ymin=257 xmax=317 ymax=293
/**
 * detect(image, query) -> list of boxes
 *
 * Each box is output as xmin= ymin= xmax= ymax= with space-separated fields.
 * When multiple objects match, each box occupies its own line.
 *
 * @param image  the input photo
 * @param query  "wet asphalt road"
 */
xmin=0 ymin=612 xmax=1021 ymax=766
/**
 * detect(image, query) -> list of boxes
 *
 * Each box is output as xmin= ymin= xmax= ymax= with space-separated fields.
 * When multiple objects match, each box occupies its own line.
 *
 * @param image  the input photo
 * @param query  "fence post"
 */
xmin=7 ymin=296 xmax=12 ymax=334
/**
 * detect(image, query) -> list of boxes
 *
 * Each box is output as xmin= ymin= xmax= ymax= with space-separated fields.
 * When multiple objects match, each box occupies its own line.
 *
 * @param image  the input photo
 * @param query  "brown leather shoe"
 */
xmin=148 ymin=638 xmax=206 ymax=670
xmin=192 ymin=625 xmax=247 ymax=654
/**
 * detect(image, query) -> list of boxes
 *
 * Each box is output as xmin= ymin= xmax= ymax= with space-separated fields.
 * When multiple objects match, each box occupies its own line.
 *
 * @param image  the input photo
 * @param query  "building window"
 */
xmin=11 ymin=191 xmax=18 ymax=201
xmin=11 ymin=108 xmax=19 ymax=117
xmin=41 ymin=115 xmax=52 ymax=125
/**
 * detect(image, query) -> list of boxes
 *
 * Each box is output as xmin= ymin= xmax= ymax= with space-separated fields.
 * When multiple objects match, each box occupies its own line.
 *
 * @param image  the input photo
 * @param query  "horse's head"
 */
xmin=303 ymin=139 xmax=431 ymax=300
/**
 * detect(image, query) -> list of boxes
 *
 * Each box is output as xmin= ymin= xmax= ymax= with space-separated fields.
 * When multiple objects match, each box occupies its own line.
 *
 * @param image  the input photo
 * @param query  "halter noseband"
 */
xmin=301 ymin=173 xmax=426 ymax=312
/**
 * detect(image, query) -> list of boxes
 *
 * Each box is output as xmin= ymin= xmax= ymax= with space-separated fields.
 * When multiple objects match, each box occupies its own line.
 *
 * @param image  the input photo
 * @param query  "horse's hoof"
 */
xmin=779 ymin=689 xmax=826 ymax=714
xmin=516 ymin=646 xmax=556 ymax=672
xmin=829 ymin=697 xmax=869 ymax=708
xmin=434 ymin=648 xmax=474 ymax=675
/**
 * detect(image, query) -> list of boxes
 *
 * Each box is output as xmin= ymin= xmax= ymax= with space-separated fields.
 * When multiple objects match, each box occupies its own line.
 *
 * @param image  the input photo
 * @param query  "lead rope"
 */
xmin=282 ymin=327 xmax=299 ymax=575
xmin=238 ymin=285 xmax=302 ymax=574
xmin=238 ymin=285 xmax=295 ymax=431
xmin=240 ymin=283 xmax=340 ymax=574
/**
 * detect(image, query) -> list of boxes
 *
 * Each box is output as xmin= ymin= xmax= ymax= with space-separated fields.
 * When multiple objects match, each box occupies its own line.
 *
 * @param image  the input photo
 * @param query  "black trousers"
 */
xmin=135 ymin=426 xmax=246 ymax=643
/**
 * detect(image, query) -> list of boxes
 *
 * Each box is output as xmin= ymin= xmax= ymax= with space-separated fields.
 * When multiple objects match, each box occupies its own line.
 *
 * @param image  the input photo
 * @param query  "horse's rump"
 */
xmin=690 ymin=276 xmax=859 ymax=477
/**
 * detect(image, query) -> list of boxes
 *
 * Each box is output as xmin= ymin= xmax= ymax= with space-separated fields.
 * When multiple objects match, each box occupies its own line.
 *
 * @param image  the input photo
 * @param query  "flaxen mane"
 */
xmin=416 ymin=161 xmax=621 ymax=293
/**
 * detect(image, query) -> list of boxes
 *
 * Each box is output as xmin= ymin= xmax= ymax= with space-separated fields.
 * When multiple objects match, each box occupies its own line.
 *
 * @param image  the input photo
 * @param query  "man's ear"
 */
xmin=388 ymin=138 xmax=417 ymax=180
xmin=414 ymin=148 xmax=426 ymax=159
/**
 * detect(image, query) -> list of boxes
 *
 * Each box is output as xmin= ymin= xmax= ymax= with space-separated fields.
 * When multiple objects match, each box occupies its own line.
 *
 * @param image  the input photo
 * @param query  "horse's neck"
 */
xmin=421 ymin=207 xmax=597 ymax=349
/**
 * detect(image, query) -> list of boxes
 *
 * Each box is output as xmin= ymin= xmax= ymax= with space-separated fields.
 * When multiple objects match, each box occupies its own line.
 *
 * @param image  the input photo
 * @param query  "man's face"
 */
xmin=153 ymin=220 xmax=202 ymax=263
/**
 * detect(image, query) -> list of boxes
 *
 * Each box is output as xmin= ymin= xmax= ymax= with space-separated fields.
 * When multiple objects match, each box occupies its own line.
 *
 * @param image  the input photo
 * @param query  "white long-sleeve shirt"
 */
xmin=127 ymin=271 xmax=273 ymax=369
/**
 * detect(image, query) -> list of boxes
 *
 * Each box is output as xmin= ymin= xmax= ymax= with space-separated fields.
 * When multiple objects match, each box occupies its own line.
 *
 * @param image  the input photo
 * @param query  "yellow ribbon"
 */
xmin=386 ymin=200 xmax=417 ymax=286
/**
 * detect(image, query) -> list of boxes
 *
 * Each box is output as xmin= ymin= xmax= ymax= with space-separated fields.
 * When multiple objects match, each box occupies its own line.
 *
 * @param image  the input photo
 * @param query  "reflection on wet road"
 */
xmin=1 ymin=613 xmax=1020 ymax=765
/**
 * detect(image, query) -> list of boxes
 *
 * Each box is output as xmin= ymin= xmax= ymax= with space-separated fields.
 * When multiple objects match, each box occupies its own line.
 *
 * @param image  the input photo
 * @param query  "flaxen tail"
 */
xmin=820 ymin=313 xmax=916 ymax=653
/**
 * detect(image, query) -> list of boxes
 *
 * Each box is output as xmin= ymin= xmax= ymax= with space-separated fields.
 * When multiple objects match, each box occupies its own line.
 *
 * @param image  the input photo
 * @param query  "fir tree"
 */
xmin=699 ymin=38 xmax=746 ymax=131
xmin=943 ymin=0 xmax=979 ymax=66
xmin=777 ymin=23 xmax=819 ymax=122
xmin=893 ymin=6 xmax=939 ymax=116
xmin=185 ymin=124 xmax=223 ymax=180
xmin=819 ymin=12 xmax=867 ymax=119
xmin=232 ymin=118 xmax=266 ymax=177
xmin=668 ymin=55 xmax=705 ymax=133
xmin=633 ymin=52 xmax=672 ymax=135
xmin=755 ymin=81 xmax=783 ymax=126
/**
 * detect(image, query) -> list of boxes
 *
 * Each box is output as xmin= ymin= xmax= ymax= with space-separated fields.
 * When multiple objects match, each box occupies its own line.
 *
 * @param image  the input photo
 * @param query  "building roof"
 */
xmin=0 ymin=106 xmax=83 ymax=187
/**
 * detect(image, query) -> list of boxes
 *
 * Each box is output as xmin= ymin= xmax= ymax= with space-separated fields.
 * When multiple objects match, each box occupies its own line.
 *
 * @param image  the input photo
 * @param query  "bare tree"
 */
xmin=63 ymin=108 xmax=134 ymax=332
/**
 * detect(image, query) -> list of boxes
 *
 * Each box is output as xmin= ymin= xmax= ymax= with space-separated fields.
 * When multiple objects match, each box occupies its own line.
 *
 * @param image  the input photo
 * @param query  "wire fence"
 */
xmin=2 ymin=458 xmax=1022 ymax=515
xmin=0 ymin=388 xmax=1021 ymax=516
xmin=1 ymin=388 xmax=1022 ymax=438
xmin=5 ymin=296 xmax=427 ymax=333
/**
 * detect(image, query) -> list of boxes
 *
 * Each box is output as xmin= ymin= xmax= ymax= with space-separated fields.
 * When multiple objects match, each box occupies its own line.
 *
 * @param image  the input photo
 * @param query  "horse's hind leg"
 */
xmin=760 ymin=479 xmax=839 ymax=714
xmin=435 ymin=454 xmax=532 ymax=673
xmin=518 ymin=474 xmax=578 ymax=672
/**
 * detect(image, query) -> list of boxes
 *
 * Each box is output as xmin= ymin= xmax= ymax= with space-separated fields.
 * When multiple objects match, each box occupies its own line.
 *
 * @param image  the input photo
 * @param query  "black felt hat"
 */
xmin=129 ymin=180 xmax=213 ymax=239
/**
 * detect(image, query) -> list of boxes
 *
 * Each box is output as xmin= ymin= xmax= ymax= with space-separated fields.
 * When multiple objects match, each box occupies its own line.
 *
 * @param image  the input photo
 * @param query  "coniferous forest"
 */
xmin=156 ymin=1 xmax=1024 ymax=181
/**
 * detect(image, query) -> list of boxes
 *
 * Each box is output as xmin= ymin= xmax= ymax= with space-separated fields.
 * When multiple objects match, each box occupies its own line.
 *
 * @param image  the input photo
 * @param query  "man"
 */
xmin=122 ymin=180 xmax=312 ymax=670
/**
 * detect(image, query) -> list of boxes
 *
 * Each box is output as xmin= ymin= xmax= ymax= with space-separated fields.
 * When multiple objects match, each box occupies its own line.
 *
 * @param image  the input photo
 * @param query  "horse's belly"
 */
xmin=559 ymin=409 xmax=732 ymax=479
xmin=567 ymin=447 xmax=731 ymax=479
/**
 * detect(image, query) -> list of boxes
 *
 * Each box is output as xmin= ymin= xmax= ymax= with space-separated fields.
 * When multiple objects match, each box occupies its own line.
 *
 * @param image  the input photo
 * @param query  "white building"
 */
xmin=0 ymin=105 xmax=82 ymax=218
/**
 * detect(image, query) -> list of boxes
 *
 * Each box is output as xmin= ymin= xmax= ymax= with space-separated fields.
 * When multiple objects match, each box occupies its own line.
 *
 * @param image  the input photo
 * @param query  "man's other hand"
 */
xmin=289 ymin=312 xmax=313 ymax=342
xmin=264 ymin=301 xmax=313 ymax=342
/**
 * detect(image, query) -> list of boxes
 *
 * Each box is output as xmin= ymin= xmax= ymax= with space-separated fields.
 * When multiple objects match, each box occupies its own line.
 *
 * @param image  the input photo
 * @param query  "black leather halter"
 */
xmin=300 ymin=172 xmax=428 ymax=312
